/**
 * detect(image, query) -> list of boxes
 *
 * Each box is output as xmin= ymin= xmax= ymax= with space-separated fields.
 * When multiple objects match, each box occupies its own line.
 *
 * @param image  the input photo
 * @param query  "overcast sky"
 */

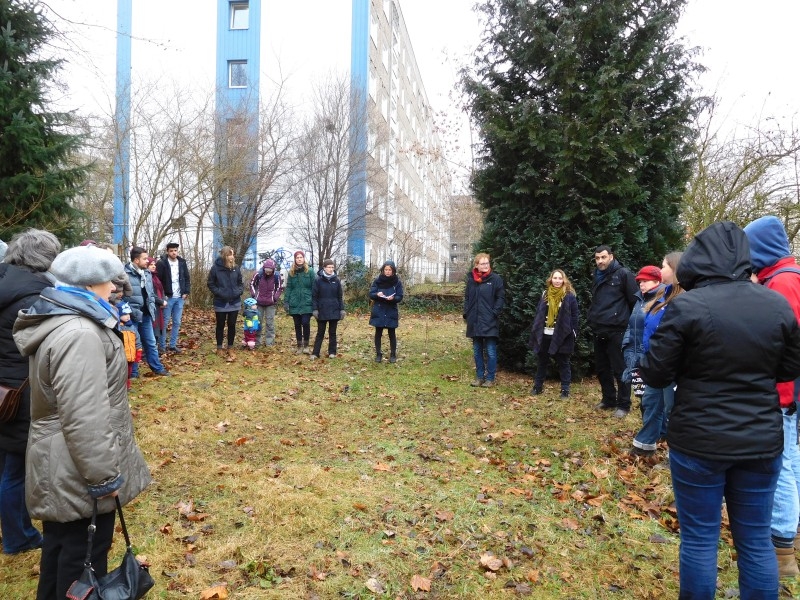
xmin=44 ymin=0 xmax=800 ymax=166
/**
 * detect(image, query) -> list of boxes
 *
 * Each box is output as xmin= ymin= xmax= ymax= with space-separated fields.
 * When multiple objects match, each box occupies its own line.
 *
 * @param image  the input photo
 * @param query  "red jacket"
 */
xmin=758 ymin=257 xmax=800 ymax=408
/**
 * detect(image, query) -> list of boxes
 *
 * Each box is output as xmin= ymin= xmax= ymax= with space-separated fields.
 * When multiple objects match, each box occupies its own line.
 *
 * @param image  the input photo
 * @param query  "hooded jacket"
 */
xmin=12 ymin=288 xmax=151 ymax=522
xmin=123 ymin=262 xmax=157 ymax=322
xmin=621 ymin=284 xmax=664 ymax=374
xmin=744 ymin=215 xmax=800 ymax=409
xmin=463 ymin=270 xmax=505 ymax=338
xmin=587 ymin=259 xmax=638 ymax=332
xmin=640 ymin=221 xmax=800 ymax=461
xmin=312 ymin=269 xmax=345 ymax=321
xmin=250 ymin=259 xmax=284 ymax=307
xmin=207 ymin=256 xmax=244 ymax=311
xmin=0 ymin=264 xmax=52 ymax=454
xmin=368 ymin=261 xmax=404 ymax=329
xmin=284 ymin=264 xmax=314 ymax=315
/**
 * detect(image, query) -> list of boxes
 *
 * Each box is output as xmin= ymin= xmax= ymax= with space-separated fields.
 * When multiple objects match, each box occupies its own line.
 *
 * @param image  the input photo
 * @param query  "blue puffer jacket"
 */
xmin=622 ymin=284 xmax=664 ymax=376
xmin=123 ymin=263 xmax=157 ymax=323
xmin=312 ymin=271 xmax=344 ymax=321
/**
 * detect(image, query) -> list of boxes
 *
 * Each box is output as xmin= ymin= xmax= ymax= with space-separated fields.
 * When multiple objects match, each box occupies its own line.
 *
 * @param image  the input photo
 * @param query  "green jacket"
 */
xmin=284 ymin=267 xmax=314 ymax=315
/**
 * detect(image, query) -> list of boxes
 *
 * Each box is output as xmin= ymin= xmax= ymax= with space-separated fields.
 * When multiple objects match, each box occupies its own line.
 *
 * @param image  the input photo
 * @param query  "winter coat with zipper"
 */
xmin=12 ymin=287 xmax=151 ymax=522
xmin=527 ymin=290 xmax=579 ymax=355
xmin=463 ymin=271 xmax=505 ymax=338
xmin=369 ymin=263 xmax=404 ymax=329
xmin=284 ymin=267 xmax=314 ymax=315
xmin=250 ymin=262 xmax=284 ymax=307
xmin=640 ymin=221 xmax=800 ymax=462
xmin=621 ymin=284 xmax=664 ymax=376
xmin=587 ymin=260 xmax=638 ymax=332
xmin=0 ymin=264 xmax=53 ymax=454
xmin=312 ymin=271 xmax=345 ymax=321
xmin=207 ymin=256 xmax=244 ymax=312
xmin=123 ymin=262 xmax=157 ymax=322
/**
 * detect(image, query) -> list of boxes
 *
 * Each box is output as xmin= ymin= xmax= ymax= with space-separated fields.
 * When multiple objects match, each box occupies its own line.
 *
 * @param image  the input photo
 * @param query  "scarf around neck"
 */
xmin=472 ymin=268 xmax=491 ymax=283
xmin=545 ymin=284 xmax=566 ymax=328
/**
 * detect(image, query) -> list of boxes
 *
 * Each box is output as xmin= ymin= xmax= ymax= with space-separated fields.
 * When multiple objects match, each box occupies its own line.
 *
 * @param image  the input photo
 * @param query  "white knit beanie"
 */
xmin=50 ymin=246 xmax=125 ymax=286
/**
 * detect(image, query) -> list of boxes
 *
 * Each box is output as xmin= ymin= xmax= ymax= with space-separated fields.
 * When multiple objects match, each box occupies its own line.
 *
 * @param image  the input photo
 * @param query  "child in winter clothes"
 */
xmin=311 ymin=259 xmax=345 ymax=359
xmin=242 ymin=297 xmax=260 ymax=350
xmin=250 ymin=258 xmax=283 ymax=347
xmin=369 ymin=260 xmax=404 ymax=363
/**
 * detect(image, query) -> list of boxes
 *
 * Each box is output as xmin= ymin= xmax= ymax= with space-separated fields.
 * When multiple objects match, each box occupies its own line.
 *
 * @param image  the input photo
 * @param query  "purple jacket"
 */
xmin=250 ymin=261 xmax=284 ymax=307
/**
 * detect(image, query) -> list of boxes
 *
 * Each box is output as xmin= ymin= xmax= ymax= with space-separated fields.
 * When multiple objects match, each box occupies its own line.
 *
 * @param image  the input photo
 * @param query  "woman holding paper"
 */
xmin=369 ymin=260 xmax=404 ymax=363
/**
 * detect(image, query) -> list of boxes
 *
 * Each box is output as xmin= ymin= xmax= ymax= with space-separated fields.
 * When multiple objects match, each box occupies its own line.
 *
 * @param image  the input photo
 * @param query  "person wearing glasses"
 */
xmin=463 ymin=253 xmax=505 ymax=387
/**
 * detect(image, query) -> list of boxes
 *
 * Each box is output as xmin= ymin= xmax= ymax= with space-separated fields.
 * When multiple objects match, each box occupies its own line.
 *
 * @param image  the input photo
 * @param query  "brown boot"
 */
xmin=226 ymin=348 xmax=236 ymax=362
xmin=215 ymin=348 xmax=226 ymax=358
xmin=776 ymin=546 xmax=800 ymax=578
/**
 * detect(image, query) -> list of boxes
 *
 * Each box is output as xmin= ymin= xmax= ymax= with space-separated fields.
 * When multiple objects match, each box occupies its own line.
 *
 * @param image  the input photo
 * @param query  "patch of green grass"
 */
xmin=2 ymin=309 xmax=797 ymax=599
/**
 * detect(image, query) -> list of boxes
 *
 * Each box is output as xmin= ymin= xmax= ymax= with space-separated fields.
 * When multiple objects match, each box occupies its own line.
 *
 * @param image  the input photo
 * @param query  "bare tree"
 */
xmin=682 ymin=96 xmax=800 ymax=240
xmin=289 ymin=74 xmax=375 ymax=264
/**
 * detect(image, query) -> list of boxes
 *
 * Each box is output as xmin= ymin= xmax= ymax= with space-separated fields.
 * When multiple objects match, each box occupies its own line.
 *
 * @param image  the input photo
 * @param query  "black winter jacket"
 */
xmin=528 ymin=291 xmax=579 ymax=355
xmin=640 ymin=221 xmax=800 ymax=461
xmin=587 ymin=260 xmax=638 ymax=332
xmin=369 ymin=271 xmax=404 ymax=329
xmin=312 ymin=272 xmax=344 ymax=321
xmin=156 ymin=254 xmax=191 ymax=297
xmin=0 ymin=265 xmax=52 ymax=453
xmin=207 ymin=257 xmax=244 ymax=310
xmin=463 ymin=271 xmax=505 ymax=338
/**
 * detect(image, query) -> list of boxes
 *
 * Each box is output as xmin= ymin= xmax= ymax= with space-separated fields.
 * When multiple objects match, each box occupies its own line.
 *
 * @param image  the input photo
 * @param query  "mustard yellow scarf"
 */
xmin=545 ymin=285 xmax=566 ymax=328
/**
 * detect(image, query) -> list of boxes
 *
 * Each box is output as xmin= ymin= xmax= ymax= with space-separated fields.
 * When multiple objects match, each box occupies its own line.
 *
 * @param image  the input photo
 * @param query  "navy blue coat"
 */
xmin=463 ymin=271 xmax=505 ymax=338
xmin=369 ymin=274 xmax=404 ymax=329
xmin=527 ymin=291 xmax=579 ymax=355
xmin=312 ymin=272 xmax=344 ymax=321
xmin=207 ymin=257 xmax=244 ymax=311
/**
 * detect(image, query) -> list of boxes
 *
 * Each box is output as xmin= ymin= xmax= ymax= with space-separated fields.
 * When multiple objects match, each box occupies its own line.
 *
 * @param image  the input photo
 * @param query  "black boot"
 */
xmin=375 ymin=353 xmax=383 ymax=363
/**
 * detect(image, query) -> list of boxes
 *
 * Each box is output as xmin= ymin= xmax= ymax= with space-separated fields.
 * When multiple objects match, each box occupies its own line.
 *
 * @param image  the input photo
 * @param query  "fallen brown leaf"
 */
xmin=411 ymin=574 xmax=432 ymax=592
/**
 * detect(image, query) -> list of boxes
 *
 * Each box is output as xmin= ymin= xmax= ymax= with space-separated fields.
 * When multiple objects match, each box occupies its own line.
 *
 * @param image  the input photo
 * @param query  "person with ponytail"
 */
xmin=528 ymin=269 xmax=580 ymax=397
xmin=463 ymin=253 xmax=505 ymax=387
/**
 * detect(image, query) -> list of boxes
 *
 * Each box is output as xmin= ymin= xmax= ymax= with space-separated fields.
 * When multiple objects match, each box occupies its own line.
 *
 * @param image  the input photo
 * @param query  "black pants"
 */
xmin=533 ymin=336 xmax=571 ymax=392
xmin=215 ymin=310 xmax=238 ymax=348
xmin=313 ymin=319 xmax=339 ymax=357
xmin=374 ymin=327 xmax=397 ymax=356
xmin=594 ymin=330 xmax=630 ymax=410
xmin=292 ymin=313 xmax=311 ymax=345
xmin=37 ymin=511 xmax=115 ymax=600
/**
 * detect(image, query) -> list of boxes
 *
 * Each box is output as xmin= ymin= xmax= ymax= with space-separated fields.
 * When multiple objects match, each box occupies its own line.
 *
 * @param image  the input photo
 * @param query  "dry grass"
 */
xmin=1 ymin=308 xmax=797 ymax=599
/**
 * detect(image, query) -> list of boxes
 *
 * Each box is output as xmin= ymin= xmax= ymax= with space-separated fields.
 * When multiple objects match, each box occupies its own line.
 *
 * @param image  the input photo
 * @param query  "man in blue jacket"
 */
xmin=587 ymin=245 xmax=638 ymax=417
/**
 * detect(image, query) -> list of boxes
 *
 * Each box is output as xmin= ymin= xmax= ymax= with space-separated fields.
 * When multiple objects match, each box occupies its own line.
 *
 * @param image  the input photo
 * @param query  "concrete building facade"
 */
xmin=351 ymin=0 xmax=451 ymax=283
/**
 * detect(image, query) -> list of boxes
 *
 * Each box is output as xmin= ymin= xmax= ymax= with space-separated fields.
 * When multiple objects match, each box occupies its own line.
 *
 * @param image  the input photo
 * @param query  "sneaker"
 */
xmin=595 ymin=402 xmax=615 ymax=411
xmin=481 ymin=380 xmax=495 ymax=388
xmin=169 ymin=347 xmax=182 ymax=354
xmin=629 ymin=446 xmax=655 ymax=457
xmin=328 ymin=353 xmax=336 ymax=359
xmin=531 ymin=387 xmax=543 ymax=395
xmin=309 ymin=355 xmax=318 ymax=361
xmin=560 ymin=390 xmax=569 ymax=398
xmin=153 ymin=370 xmax=171 ymax=377
xmin=302 ymin=345 xmax=312 ymax=355
xmin=612 ymin=408 xmax=629 ymax=418
xmin=470 ymin=379 xmax=484 ymax=387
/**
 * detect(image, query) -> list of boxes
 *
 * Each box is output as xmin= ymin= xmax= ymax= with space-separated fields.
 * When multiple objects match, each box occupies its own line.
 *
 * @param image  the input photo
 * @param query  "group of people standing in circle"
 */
xmin=208 ymin=248 xmax=404 ymax=363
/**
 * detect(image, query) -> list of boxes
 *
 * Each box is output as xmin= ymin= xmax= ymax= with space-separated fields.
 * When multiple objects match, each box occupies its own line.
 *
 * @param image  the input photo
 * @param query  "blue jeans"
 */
xmin=633 ymin=384 xmax=673 ymax=451
xmin=136 ymin=314 xmax=166 ymax=374
xmin=661 ymin=384 xmax=675 ymax=438
xmin=0 ymin=451 xmax=42 ymax=553
xmin=670 ymin=448 xmax=780 ymax=599
xmin=472 ymin=336 xmax=498 ymax=382
xmin=772 ymin=409 xmax=800 ymax=543
xmin=165 ymin=296 xmax=184 ymax=348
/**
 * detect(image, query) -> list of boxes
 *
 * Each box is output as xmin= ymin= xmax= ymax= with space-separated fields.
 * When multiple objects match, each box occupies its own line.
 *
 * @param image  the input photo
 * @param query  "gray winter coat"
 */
xmin=13 ymin=288 xmax=151 ymax=522
xmin=123 ymin=262 xmax=157 ymax=322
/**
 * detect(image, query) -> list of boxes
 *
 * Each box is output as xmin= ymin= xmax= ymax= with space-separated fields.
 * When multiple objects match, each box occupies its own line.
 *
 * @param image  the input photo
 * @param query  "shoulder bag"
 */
xmin=0 ymin=378 xmax=28 ymax=423
xmin=67 ymin=497 xmax=154 ymax=600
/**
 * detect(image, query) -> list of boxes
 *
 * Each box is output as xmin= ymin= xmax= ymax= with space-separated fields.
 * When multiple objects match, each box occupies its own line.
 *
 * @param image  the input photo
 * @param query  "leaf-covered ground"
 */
xmin=1 ymin=309 xmax=797 ymax=599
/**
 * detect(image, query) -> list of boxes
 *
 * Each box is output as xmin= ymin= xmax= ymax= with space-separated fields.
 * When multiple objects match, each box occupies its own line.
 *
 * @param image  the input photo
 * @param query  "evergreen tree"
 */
xmin=463 ymin=0 xmax=699 ymax=372
xmin=0 ymin=0 xmax=86 ymax=242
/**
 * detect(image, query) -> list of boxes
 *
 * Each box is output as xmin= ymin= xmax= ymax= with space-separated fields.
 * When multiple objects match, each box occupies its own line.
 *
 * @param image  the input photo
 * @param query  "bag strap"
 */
xmin=83 ymin=497 xmax=132 ymax=568
xmin=18 ymin=379 xmax=28 ymax=393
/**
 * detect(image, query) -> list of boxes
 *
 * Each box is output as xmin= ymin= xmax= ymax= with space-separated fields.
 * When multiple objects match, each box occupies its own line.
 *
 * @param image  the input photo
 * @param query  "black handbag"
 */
xmin=66 ymin=497 xmax=155 ymax=600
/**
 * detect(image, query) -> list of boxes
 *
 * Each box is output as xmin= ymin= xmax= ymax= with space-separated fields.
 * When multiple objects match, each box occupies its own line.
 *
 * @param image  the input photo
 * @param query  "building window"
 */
xmin=229 ymin=60 xmax=247 ymax=88
xmin=230 ymin=2 xmax=249 ymax=29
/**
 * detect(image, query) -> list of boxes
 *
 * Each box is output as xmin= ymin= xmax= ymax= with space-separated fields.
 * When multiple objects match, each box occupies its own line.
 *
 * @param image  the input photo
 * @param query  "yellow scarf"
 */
xmin=545 ymin=285 xmax=566 ymax=328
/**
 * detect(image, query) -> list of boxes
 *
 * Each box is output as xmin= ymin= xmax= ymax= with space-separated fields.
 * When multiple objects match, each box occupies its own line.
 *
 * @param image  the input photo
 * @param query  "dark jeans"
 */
xmin=215 ymin=310 xmax=238 ymax=348
xmin=37 ymin=510 xmax=115 ymax=600
xmin=313 ymin=319 xmax=339 ymax=356
xmin=0 ymin=450 xmax=42 ymax=553
xmin=533 ymin=336 xmax=572 ymax=392
xmin=670 ymin=448 xmax=781 ymax=599
xmin=292 ymin=313 xmax=311 ymax=345
xmin=594 ymin=330 xmax=630 ymax=410
xmin=374 ymin=327 xmax=397 ymax=356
